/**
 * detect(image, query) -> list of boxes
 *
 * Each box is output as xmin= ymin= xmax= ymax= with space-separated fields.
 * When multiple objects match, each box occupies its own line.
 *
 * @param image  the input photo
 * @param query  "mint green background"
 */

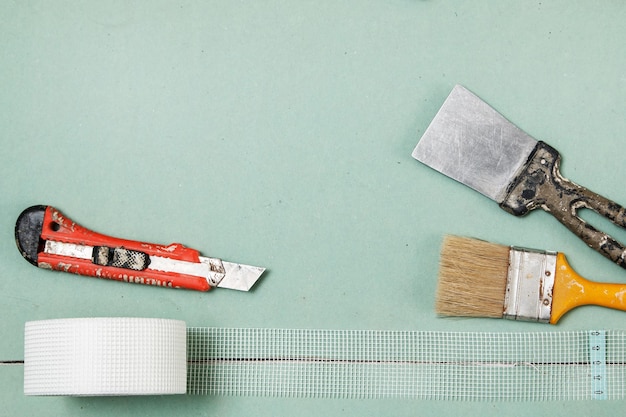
xmin=1 ymin=1 xmax=625 ymax=415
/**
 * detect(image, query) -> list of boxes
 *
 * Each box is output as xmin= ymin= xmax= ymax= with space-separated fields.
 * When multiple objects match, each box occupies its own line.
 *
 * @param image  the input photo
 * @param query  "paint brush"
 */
xmin=436 ymin=235 xmax=626 ymax=324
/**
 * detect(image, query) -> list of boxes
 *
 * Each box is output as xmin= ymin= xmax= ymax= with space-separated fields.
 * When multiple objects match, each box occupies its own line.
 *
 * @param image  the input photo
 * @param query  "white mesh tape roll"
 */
xmin=24 ymin=318 xmax=187 ymax=396
xmin=23 ymin=319 xmax=626 ymax=400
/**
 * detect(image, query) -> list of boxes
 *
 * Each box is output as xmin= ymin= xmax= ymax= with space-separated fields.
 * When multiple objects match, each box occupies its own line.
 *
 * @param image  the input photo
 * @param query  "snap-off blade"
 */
xmin=216 ymin=261 xmax=266 ymax=291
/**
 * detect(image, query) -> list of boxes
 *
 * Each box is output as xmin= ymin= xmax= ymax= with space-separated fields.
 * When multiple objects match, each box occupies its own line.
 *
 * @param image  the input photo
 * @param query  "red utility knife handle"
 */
xmin=15 ymin=205 xmax=213 ymax=291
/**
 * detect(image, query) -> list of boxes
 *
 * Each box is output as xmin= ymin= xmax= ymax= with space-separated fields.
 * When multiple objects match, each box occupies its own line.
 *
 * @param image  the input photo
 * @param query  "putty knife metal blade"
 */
xmin=412 ymin=85 xmax=537 ymax=203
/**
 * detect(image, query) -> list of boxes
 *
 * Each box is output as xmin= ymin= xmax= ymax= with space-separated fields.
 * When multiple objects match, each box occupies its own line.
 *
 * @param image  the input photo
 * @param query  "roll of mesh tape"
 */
xmin=24 ymin=318 xmax=187 ymax=396
xmin=22 ymin=319 xmax=626 ymax=400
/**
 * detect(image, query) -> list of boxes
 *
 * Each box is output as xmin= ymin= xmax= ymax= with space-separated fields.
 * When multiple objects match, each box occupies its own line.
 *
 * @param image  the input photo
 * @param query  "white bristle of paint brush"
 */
xmin=435 ymin=235 xmax=510 ymax=318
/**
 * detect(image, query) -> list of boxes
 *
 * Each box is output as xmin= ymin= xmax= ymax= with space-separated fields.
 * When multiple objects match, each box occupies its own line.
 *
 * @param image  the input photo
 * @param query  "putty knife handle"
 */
xmin=501 ymin=142 xmax=626 ymax=269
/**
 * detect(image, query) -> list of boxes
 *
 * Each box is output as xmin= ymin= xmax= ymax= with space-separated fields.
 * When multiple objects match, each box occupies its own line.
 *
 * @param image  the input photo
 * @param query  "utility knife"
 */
xmin=15 ymin=205 xmax=265 ymax=292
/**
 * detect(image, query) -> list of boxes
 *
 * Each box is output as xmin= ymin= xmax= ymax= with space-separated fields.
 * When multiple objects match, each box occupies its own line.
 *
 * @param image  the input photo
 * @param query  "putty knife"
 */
xmin=412 ymin=85 xmax=626 ymax=268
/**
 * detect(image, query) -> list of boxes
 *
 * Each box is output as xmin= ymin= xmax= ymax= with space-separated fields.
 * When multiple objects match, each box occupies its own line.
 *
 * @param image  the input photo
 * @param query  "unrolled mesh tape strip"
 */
xmin=24 ymin=318 xmax=626 ymax=400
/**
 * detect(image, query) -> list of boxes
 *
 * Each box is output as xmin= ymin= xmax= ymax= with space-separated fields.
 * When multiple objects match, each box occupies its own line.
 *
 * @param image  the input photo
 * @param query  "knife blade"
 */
xmin=412 ymin=85 xmax=626 ymax=268
xmin=15 ymin=205 xmax=265 ymax=292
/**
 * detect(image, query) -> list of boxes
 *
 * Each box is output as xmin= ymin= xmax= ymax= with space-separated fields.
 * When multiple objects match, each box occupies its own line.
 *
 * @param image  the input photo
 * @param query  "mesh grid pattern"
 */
xmin=187 ymin=328 xmax=626 ymax=401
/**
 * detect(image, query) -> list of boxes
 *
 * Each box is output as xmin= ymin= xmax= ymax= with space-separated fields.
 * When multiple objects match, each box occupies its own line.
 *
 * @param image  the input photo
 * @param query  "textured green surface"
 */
xmin=1 ymin=1 xmax=625 ymax=415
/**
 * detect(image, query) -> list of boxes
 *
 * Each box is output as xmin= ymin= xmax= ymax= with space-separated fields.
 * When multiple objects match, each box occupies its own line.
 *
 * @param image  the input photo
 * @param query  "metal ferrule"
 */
xmin=503 ymin=247 xmax=557 ymax=322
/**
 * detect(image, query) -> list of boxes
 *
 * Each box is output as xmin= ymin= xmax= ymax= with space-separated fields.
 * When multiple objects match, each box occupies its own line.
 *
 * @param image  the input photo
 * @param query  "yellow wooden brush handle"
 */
xmin=550 ymin=253 xmax=626 ymax=324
